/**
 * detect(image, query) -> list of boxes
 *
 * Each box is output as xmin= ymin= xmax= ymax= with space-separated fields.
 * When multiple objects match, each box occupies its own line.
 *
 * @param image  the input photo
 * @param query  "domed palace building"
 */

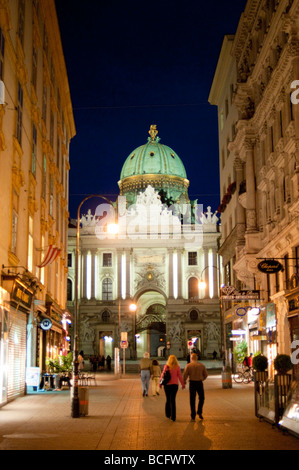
xmin=67 ymin=126 xmax=222 ymax=361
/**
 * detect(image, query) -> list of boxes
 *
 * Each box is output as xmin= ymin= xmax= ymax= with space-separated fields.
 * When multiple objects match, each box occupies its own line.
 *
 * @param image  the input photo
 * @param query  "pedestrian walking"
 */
xmin=78 ymin=351 xmax=84 ymax=371
xmin=139 ymin=352 xmax=152 ymax=397
xmin=160 ymin=355 xmax=185 ymax=422
xmin=151 ymin=359 xmax=161 ymax=396
xmin=106 ymin=355 xmax=112 ymax=371
xmin=183 ymin=352 xmax=208 ymax=421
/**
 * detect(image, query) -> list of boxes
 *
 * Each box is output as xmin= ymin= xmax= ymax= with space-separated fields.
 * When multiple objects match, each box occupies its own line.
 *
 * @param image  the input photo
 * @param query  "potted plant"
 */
xmin=274 ymin=354 xmax=293 ymax=375
xmin=233 ymin=340 xmax=248 ymax=367
xmin=274 ymin=354 xmax=293 ymax=424
xmin=252 ymin=354 xmax=268 ymax=382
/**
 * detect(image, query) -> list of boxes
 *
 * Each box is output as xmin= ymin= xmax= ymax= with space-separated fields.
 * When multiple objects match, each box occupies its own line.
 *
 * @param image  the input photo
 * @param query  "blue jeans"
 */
xmin=141 ymin=370 xmax=150 ymax=394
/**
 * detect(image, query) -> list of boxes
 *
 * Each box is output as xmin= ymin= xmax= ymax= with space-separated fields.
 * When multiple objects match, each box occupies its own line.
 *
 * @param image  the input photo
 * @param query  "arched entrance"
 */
xmin=135 ymin=291 xmax=166 ymax=358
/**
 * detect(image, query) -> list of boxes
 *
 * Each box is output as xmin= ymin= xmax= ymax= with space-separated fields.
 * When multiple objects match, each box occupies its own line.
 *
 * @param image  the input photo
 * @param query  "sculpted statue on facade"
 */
xmin=205 ymin=322 xmax=220 ymax=342
xmin=80 ymin=318 xmax=95 ymax=343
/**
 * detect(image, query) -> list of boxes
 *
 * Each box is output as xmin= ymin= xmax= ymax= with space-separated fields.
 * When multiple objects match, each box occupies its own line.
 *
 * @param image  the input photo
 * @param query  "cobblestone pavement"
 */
xmin=0 ymin=374 xmax=298 ymax=451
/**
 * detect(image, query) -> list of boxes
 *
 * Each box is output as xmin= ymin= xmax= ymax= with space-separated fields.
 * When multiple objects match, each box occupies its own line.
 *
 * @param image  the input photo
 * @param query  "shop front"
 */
xmin=0 ymin=287 xmax=9 ymax=406
xmin=36 ymin=298 xmax=72 ymax=373
xmin=0 ymin=277 xmax=33 ymax=405
xmin=286 ymin=274 xmax=299 ymax=379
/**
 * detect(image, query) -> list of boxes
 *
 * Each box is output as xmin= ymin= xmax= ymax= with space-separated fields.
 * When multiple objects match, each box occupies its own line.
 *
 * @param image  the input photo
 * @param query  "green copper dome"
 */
xmin=120 ymin=135 xmax=187 ymax=180
xmin=118 ymin=126 xmax=190 ymax=205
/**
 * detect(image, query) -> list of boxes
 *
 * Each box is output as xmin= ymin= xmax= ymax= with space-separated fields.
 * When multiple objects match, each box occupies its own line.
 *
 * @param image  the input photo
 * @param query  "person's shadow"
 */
xmin=182 ymin=420 xmax=212 ymax=450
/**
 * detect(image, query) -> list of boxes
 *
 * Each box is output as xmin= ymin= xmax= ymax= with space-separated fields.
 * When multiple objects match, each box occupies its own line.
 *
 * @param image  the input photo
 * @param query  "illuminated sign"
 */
xmin=40 ymin=318 xmax=52 ymax=331
xmin=258 ymin=260 xmax=283 ymax=274
xmin=221 ymin=286 xmax=260 ymax=301
xmin=11 ymin=280 xmax=33 ymax=309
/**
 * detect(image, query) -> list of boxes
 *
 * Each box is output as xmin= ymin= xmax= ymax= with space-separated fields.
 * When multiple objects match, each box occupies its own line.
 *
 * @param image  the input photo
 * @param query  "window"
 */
xmin=11 ymin=210 xmax=18 ymax=254
xmin=188 ymin=252 xmax=197 ymax=266
xmin=32 ymin=124 xmax=37 ymax=176
xmin=49 ymin=175 xmax=54 ymax=216
xmin=190 ymin=309 xmax=199 ymax=321
xmin=42 ymin=85 xmax=47 ymax=122
xmin=28 ymin=216 xmax=34 ymax=272
xmin=295 ymin=246 xmax=299 ymax=274
xmin=57 ymin=137 xmax=61 ymax=173
xmin=103 ymin=253 xmax=112 ymax=267
xmin=102 ymin=278 xmax=113 ymax=301
xmin=50 ymin=111 xmax=54 ymax=148
xmin=67 ymin=279 xmax=73 ymax=301
xmin=188 ymin=278 xmax=199 ymax=299
xmin=102 ymin=310 xmax=111 ymax=323
xmin=42 ymin=154 xmax=47 ymax=200
xmin=68 ymin=253 xmax=72 ymax=267
xmin=32 ymin=44 xmax=37 ymax=90
xmin=225 ymin=262 xmax=231 ymax=286
xmin=0 ymin=26 xmax=5 ymax=81
xmin=16 ymin=82 xmax=23 ymax=145
xmin=17 ymin=0 xmax=25 ymax=46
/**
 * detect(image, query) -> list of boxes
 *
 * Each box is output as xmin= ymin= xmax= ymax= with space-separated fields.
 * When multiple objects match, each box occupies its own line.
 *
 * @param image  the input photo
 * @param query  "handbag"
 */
xmin=160 ymin=367 xmax=171 ymax=386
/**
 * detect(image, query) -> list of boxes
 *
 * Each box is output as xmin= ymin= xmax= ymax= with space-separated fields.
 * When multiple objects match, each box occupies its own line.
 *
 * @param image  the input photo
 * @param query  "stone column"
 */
xmin=117 ymin=249 xmax=122 ymax=299
xmin=125 ymin=249 xmax=131 ymax=299
xmin=168 ymin=249 xmax=174 ymax=298
xmin=212 ymin=249 xmax=219 ymax=299
xmin=203 ymin=248 xmax=209 ymax=299
xmin=81 ymin=249 xmax=87 ymax=298
xmin=289 ymin=38 xmax=299 ymax=198
xmin=177 ymin=249 xmax=183 ymax=298
xmin=91 ymin=249 xmax=96 ymax=299
xmin=244 ymin=139 xmax=257 ymax=233
xmin=234 ymin=156 xmax=246 ymax=246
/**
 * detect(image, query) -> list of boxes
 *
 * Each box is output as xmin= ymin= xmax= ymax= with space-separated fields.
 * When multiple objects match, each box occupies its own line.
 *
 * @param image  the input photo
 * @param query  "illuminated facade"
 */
xmin=209 ymin=0 xmax=299 ymax=376
xmin=0 ymin=0 xmax=75 ymax=405
xmin=68 ymin=127 xmax=221 ymax=360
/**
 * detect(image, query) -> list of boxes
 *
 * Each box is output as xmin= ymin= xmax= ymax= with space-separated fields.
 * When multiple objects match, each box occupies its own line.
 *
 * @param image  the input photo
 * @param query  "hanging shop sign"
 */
xmin=11 ymin=279 xmax=33 ymax=310
xmin=40 ymin=318 xmax=53 ymax=331
xmin=258 ymin=260 xmax=284 ymax=274
xmin=221 ymin=286 xmax=260 ymax=301
xmin=288 ymin=274 xmax=299 ymax=291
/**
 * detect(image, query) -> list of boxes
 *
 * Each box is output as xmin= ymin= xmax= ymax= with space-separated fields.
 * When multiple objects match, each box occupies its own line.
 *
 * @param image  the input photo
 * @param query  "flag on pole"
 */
xmin=38 ymin=245 xmax=61 ymax=268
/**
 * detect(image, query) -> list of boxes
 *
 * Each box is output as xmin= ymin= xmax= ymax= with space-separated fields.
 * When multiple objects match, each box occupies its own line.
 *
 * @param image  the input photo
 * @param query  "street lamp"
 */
xmin=72 ymin=194 xmax=117 ymax=418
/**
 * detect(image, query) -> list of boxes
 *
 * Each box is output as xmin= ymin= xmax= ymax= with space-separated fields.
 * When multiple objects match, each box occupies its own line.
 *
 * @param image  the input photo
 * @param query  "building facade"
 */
xmin=209 ymin=0 xmax=299 ymax=377
xmin=0 ymin=0 xmax=75 ymax=406
xmin=67 ymin=127 xmax=221 ymax=361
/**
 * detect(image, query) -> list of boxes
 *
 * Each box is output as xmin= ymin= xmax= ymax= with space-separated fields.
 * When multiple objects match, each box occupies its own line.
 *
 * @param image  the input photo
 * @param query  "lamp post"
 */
xmin=72 ymin=194 xmax=117 ymax=418
xmin=197 ymin=265 xmax=224 ymax=362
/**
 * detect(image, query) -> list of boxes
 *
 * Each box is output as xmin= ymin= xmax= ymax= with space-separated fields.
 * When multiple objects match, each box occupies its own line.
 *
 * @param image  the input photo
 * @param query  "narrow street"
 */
xmin=0 ymin=373 xmax=298 ymax=451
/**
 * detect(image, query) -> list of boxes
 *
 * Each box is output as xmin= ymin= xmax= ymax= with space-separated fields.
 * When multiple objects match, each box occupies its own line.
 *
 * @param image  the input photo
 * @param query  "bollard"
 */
xmin=222 ymin=370 xmax=232 ymax=389
xmin=79 ymin=387 xmax=89 ymax=417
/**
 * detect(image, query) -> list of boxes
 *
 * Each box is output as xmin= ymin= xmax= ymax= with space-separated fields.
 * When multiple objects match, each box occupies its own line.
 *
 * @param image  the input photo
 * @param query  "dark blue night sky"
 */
xmin=55 ymin=0 xmax=248 ymax=218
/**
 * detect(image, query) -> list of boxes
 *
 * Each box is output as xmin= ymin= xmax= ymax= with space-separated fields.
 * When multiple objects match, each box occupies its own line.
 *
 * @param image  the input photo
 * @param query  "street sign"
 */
xmin=121 ymin=340 xmax=128 ymax=349
xmin=121 ymin=332 xmax=128 ymax=341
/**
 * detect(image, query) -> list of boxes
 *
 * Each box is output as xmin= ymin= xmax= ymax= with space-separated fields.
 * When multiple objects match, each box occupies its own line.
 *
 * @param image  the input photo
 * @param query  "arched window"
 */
xmin=67 ymin=279 xmax=73 ymax=301
xmin=102 ymin=310 xmax=111 ymax=323
xmin=188 ymin=277 xmax=199 ymax=299
xmin=102 ymin=278 xmax=113 ymax=301
xmin=190 ymin=309 xmax=199 ymax=321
